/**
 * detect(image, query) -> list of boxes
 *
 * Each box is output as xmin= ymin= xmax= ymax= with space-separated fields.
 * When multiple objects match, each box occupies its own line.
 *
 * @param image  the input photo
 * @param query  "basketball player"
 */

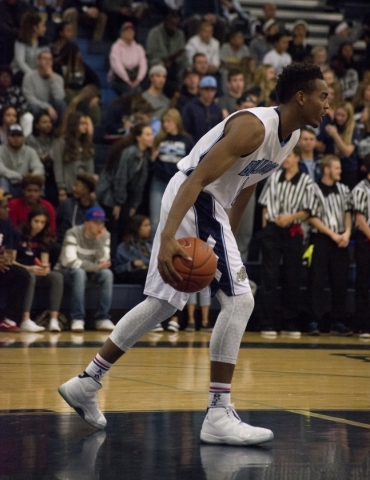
xmin=58 ymin=63 xmax=329 ymax=446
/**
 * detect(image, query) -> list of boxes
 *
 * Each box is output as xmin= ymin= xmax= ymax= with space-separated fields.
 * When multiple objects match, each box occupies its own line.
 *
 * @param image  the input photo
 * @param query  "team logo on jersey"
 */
xmin=236 ymin=266 xmax=247 ymax=282
xmin=238 ymin=159 xmax=279 ymax=177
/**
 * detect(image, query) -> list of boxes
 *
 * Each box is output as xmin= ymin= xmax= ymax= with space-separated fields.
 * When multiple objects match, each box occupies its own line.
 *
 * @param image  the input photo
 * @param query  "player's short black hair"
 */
xmin=275 ymin=63 xmax=324 ymax=104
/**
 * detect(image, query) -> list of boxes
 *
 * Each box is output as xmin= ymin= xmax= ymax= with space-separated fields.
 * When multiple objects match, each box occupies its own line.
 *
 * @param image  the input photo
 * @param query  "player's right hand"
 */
xmin=157 ymin=237 xmax=192 ymax=287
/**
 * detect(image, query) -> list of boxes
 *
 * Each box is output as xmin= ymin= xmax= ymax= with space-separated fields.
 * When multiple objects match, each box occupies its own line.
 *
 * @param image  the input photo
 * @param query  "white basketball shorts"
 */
xmin=144 ymin=171 xmax=251 ymax=310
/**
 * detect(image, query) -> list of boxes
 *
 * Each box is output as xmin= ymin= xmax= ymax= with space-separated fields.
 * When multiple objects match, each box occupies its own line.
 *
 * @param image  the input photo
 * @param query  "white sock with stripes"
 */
xmin=83 ymin=353 xmax=112 ymax=383
xmin=208 ymin=382 xmax=231 ymax=408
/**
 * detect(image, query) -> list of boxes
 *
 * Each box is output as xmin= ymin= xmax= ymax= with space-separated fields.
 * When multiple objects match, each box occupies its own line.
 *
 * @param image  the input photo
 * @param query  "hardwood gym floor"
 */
xmin=1 ymin=330 xmax=369 ymax=479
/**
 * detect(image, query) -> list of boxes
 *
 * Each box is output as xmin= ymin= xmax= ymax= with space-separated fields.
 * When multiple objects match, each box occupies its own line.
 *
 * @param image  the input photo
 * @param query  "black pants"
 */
xmin=354 ymin=231 xmax=370 ymax=331
xmin=259 ymin=223 xmax=304 ymax=328
xmin=307 ymin=233 xmax=349 ymax=325
xmin=0 ymin=265 xmax=32 ymax=324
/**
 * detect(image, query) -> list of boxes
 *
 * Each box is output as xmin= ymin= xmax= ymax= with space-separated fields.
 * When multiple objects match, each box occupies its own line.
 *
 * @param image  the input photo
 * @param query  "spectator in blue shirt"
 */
xmin=181 ymin=75 xmax=223 ymax=143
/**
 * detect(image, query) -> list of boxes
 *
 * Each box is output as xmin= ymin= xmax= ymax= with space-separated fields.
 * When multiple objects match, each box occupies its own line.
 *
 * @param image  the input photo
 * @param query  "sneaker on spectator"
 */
xmin=151 ymin=324 xmax=164 ymax=332
xmin=20 ymin=319 xmax=45 ymax=332
xmin=359 ymin=331 xmax=370 ymax=340
xmin=185 ymin=323 xmax=196 ymax=332
xmin=200 ymin=404 xmax=274 ymax=446
xmin=261 ymin=327 xmax=277 ymax=338
xmin=307 ymin=321 xmax=320 ymax=336
xmin=167 ymin=320 xmax=179 ymax=332
xmin=0 ymin=318 xmax=20 ymax=332
xmin=49 ymin=318 xmax=61 ymax=332
xmin=71 ymin=320 xmax=85 ymax=332
xmin=95 ymin=319 xmax=115 ymax=331
xmin=201 ymin=323 xmax=213 ymax=332
xmin=58 ymin=376 xmax=106 ymax=430
xmin=281 ymin=323 xmax=301 ymax=339
xmin=330 ymin=322 xmax=353 ymax=336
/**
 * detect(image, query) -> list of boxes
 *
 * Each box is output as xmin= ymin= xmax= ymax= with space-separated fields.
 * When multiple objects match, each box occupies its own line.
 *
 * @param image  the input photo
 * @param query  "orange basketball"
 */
xmin=172 ymin=237 xmax=218 ymax=293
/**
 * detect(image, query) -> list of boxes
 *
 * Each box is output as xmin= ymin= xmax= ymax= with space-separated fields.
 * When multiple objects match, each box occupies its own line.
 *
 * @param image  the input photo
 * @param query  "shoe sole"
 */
xmin=200 ymin=431 xmax=274 ymax=446
xmin=281 ymin=332 xmax=301 ymax=339
xmin=58 ymin=384 xmax=106 ymax=430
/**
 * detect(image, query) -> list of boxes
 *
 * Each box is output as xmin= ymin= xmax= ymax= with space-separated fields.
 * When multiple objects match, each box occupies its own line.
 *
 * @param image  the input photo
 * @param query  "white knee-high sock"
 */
xmin=109 ymin=296 xmax=177 ymax=351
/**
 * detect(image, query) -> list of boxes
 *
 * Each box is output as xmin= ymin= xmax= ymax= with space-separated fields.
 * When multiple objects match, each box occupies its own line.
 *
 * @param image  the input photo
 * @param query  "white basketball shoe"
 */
xmin=200 ymin=404 xmax=274 ymax=446
xmin=58 ymin=376 xmax=107 ymax=430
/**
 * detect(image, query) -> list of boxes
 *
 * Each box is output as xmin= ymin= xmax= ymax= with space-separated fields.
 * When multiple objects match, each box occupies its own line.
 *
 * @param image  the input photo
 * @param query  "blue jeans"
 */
xmin=62 ymin=268 xmax=113 ymax=320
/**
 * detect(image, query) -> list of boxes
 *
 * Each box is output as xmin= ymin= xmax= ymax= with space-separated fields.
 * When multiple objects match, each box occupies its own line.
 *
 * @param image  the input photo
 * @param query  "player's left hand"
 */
xmin=157 ymin=236 xmax=192 ymax=287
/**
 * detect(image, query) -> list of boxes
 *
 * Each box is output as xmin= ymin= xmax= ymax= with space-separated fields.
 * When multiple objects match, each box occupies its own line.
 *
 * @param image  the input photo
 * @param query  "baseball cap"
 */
xmin=85 ymin=207 xmax=107 ymax=222
xmin=199 ymin=76 xmax=217 ymax=88
xmin=149 ymin=65 xmax=167 ymax=76
xmin=262 ymin=18 xmax=277 ymax=34
xmin=7 ymin=124 xmax=23 ymax=136
xmin=120 ymin=21 xmax=135 ymax=32
xmin=0 ymin=189 xmax=11 ymax=201
xmin=291 ymin=19 xmax=309 ymax=32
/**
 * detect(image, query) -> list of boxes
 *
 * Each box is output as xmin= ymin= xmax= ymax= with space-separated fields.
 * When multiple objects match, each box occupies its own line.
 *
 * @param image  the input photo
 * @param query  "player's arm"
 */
xmin=228 ymin=184 xmax=257 ymax=236
xmin=158 ymin=112 xmax=265 ymax=286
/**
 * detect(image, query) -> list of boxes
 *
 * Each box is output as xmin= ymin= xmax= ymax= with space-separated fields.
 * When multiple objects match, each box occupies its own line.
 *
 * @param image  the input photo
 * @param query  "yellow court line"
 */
xmin=287 ymin=409 xmax=370 ymax=429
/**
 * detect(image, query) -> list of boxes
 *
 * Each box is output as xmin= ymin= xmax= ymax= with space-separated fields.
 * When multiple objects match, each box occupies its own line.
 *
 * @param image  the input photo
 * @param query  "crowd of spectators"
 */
xmin=0 ymin=0 xmax=370 ymax=338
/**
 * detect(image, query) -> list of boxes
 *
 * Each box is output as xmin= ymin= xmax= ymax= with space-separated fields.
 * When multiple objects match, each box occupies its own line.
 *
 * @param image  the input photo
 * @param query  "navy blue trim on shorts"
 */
xmin=193 ymin=190 xmax=235 ymax=297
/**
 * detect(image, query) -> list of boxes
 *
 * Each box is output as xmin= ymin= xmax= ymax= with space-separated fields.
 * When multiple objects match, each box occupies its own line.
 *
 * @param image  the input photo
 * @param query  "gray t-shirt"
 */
xmin=142 ymin=91 xmax=170 ymax=119
xmin=218 ymin=93 xmax=238 ymax=115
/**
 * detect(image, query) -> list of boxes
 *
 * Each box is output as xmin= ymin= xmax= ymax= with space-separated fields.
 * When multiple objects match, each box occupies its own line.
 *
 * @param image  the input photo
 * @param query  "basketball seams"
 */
xmin=172 ymin=237 xmax=217 ymax=292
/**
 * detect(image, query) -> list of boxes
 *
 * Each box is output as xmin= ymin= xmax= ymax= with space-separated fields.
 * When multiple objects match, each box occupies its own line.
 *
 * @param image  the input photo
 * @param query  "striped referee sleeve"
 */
xmin=352 ymin=179 xmax=370 ymax=222
xmin=258 ymin=170 xmax=315 ymax=223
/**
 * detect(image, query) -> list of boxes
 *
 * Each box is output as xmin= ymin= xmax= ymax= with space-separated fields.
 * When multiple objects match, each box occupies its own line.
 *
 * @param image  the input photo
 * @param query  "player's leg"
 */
xmin=58 ymin=172 xmax=191 ymax=429
xmin=58 ymin=296 xmax=177 ymax=429
xmin=194 ymin=195 xmax=273 ymax=445
xmin=200 ymin=291 xmax=274 ymax=446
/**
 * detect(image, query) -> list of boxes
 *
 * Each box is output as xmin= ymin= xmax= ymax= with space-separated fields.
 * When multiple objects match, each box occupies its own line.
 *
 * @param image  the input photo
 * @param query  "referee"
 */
xmin=307 ymin=154 xmax=353 ymax=336
xmin=352 ymin=154 xmax=370 ymax=339
xmin=258 ymin=145 xmax=315 ymax=338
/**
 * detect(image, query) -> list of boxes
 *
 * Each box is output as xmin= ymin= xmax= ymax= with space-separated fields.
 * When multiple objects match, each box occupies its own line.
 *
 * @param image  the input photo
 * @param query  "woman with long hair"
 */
xmin=252 ymin=64 xmax=277 ymax=106
xmin=325 ymin=102 xmax=361 ymax=189
xmin=14 ymin=205 xmax=64 ymax=332
xmin=50 ymin=21 xmax=75 ymax=61
xmin=0 ymin=105 xmax=19 ymax=144
xmin=150 ymin=108 xmax=193 ymax=235
xmin=11 ymin=12 xmax=48 ymax=84
xmin=51 ymin=111 xmax=95 ymax=199
xmin=62 ymin=84 xmax=101 ymax=129
xmin=54 ymin=43 xmax=100 ymax=104
xmin=316 ymin=82 xmax=343 ymax=154
xmin=113 ymin=214 xmax=152 ymax=285
xmin=25 ymin=112 xmax=59 ymax=206
xmin=352 ymin=80 xmax=370 ymax=126
xmin=97 ymin=123 xmax=154 ymax=254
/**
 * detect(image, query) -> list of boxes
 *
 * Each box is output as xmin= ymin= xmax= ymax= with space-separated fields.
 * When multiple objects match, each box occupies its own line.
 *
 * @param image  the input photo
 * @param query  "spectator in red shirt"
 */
xmin=8 ymin=174 xmax=56 ymax=236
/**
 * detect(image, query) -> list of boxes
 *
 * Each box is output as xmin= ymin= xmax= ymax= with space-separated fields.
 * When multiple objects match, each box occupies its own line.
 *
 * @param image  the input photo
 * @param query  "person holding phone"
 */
xmin=0 ymin=189 xmax=33 ymax=332
xmin=14 ymin=204 xmax=64 ymax=332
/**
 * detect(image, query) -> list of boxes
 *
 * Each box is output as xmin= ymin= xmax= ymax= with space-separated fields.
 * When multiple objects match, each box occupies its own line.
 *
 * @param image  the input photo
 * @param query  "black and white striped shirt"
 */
xmin=310 ymin=181 xmax=352 ymax=233
xmin=352 ymin=178 xmax=370 ymax=224
xmin=258 ymin=170 xmax=315 ymax=224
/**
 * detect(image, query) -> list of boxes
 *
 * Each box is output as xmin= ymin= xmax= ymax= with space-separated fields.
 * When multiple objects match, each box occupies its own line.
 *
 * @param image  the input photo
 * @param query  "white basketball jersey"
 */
xmin=177 ymin=107 xmax=300 ymax=208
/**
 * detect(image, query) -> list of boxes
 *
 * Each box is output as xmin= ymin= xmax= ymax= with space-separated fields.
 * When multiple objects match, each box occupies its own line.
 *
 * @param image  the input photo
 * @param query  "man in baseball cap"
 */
xmin=182 ymin=74 xmax=222 ymax=142
xmin=56 ymin=205 xmax=114 ymax=332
